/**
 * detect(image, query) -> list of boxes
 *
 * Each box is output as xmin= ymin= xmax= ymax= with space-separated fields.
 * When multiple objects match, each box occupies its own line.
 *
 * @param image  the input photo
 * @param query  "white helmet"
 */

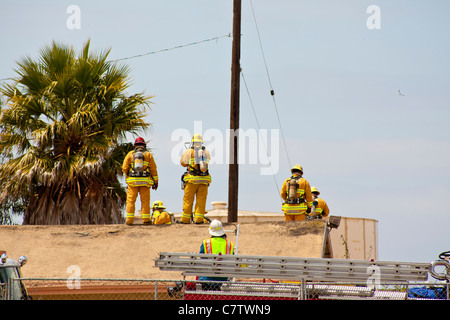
xmin=209 ymin=219 xmax=225 ymax=236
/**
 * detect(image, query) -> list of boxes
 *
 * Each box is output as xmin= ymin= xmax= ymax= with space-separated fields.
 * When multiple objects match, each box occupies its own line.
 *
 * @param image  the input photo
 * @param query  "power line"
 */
xmin=249 ymin=0 xmax=291 ymax=169
xmin=241 ymin=70 xmax=282 ymax=204
xmin=113 ymin=33 xmax=232 ymax=62
xmin=0 ymin=34 xmax=232 ymax=81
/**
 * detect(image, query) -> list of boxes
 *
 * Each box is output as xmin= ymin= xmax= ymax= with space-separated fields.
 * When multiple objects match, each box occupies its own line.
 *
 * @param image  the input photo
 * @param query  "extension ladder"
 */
xmin=154 ymin=252 xmax=430 ymax=282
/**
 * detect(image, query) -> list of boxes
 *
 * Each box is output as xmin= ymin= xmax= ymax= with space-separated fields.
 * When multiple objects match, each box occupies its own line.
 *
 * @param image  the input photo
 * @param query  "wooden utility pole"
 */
xmin=228 ymin=0 xmax=241 ymax=223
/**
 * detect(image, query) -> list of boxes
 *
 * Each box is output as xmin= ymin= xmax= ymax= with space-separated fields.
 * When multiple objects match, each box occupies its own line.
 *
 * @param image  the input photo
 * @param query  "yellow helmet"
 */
xmin=192 ymin=133 xmax=203 ymax=144
xmin=311 ymin=186 xmax=320 ymax=194
xmin=291 ymin=164 xmax=303 ymax=173
xmin=152 ymin=200 xmax=166 ymax=209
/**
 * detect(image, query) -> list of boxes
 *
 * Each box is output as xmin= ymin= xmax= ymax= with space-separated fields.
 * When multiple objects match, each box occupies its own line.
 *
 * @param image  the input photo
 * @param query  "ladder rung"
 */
xmin=155 ymin=252 xmax=430 ymax=282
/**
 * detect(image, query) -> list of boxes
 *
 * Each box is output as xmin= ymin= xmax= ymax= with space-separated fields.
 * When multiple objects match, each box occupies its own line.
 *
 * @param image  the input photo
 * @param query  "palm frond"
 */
xmin=0 ymin=40 xmax=154 ymax=224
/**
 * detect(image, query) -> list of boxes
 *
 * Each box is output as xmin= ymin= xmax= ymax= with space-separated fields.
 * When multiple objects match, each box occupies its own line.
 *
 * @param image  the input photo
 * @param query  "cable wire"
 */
xmin=249 ymin=0 xmax=291 ymax=169
xmin=113 ymin=33 xmax=232 ymax=62
xmin=1 ymin=34 xmax=232 ymax=82
xmin=241 ymin=70 xmax=282 ymax=204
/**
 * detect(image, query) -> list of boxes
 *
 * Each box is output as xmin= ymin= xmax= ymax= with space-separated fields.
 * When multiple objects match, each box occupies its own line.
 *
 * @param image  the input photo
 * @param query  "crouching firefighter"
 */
xmin=152 ymin=200 xmax=174 ymax=225
xmin=122 ymin=137 xmax=159 ymax=225
xmin=280 ymin=164 xmax=313 ymax=221
xmin=308 ymin=186 xmax=330 ymax=220
xmin=179 ymin=134 xmax=211 ymax=224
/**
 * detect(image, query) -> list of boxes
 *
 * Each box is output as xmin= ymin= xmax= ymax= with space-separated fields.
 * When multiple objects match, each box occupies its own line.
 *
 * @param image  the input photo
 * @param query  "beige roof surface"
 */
xmin=1 ymin=220 xmax=327 ymax=280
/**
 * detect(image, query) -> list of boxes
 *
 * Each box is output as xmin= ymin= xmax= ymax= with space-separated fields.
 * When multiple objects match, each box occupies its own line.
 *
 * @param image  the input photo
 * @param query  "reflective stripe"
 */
xmin=282 ymin=202 xmax=307 ymax=215
xmin=284 ymin=211 xmax=306 ymax=215
xmin=153 ymin=210 xmax=172 ymax=224
xmin=194 ymin=212 xmax=204 ymax=220
xmin=184 ymin=173 xmax=211 ymax=184
xmin=126 ymin=213 xmax=134 ymax=218
xmin=225 ymin=240 xmax=232 ymax=255
xmin=203 ymin=238 xmax=233 ymax=255
xmin=182 ymin=213 xmax=192 ymax=220
xmin=126 ymin=176 xmax=154 ymax=187
xmin=203 ymin=239 xmax=213 ymax=254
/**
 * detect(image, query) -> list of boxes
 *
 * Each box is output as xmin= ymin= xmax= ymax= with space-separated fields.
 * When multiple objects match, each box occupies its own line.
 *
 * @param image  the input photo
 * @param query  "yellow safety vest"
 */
xmin=203 ymin=237 xmax=234 ymax=255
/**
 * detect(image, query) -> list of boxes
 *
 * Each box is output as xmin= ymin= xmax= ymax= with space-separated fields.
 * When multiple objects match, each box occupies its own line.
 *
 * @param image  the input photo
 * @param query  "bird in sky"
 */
xmin=398 ymin=89 xmax=405 ymax=96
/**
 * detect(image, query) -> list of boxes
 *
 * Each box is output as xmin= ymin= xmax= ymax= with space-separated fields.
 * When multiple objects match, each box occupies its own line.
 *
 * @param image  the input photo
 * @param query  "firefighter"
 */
xmin=179 ymin=134 xmax=211 ymax=224
xmin=280 ymin=164 xmax=313 ymax=221
xmin=151 ymin=200 xmax=173 ymax=225
xmin=122 ymin=137 xmax=159 ymax=225
xmin=198 ymin=219 xmax=234 ymax=287
xmin=310 ymin=186 xmax=330 ymax=220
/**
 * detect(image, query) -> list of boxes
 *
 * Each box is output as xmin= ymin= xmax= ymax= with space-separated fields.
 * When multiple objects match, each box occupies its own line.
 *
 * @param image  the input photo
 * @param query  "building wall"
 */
xmin=329 ymin=217 xmax=378 ymax=260
xmin=176 ymin=206 xmax=378 ymax=261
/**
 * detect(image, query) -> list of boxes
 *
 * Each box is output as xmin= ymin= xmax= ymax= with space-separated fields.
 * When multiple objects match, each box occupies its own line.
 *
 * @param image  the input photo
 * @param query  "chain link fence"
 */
xmin=8 ymin=278 xmax=449 ymax=300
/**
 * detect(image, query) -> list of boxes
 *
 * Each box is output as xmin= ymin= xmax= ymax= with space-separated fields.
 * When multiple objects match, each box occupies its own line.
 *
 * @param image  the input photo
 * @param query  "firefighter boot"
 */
xmin=125 ymin=213 xmax=134 ymax=225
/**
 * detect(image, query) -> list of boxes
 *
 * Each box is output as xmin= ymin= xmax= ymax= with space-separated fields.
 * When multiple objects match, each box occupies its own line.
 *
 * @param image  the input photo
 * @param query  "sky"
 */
xmin=1 ymin=0 xmax=449 ymax=265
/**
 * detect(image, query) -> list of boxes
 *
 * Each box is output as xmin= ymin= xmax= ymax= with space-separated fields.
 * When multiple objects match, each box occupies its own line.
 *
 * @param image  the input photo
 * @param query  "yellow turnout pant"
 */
xmin=284 ymin=213 xmax=306 ymax=221
xmin=126 ymin=185 xmax=151 ymax=224
xmin=182 ymin=183 xmax=209 ymax=223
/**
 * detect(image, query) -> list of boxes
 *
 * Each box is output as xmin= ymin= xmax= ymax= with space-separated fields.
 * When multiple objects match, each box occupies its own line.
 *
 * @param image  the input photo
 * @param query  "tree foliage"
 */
xmin=0 ymin=40 xmax=152 ymax=224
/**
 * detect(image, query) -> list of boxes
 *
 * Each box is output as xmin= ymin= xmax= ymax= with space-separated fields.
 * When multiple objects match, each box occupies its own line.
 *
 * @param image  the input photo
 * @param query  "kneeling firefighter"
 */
xmin=180 ymin=134 xmax=211 ymax=224
xmin=122 ymin=137 xmax=159 ymax=225
xmin=152 ymin=200 xmax=173 ymax=225
xmin=309 ymin=186 xmax=330 ymax=220
xmin=280 ymin=164 xmax=313 ymax=221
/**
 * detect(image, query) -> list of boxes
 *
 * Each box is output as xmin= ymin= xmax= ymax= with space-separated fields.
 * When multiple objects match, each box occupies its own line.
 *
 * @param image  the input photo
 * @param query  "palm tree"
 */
xmin=0 ymin=40 xmax=152 ymax=224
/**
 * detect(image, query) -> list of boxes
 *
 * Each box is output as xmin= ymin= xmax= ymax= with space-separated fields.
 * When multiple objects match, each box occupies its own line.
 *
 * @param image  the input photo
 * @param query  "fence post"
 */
xmin=298 ymin=279 xmax=306 ymax=300
xmin=7 ymin=278 xmax=12 ymax=300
